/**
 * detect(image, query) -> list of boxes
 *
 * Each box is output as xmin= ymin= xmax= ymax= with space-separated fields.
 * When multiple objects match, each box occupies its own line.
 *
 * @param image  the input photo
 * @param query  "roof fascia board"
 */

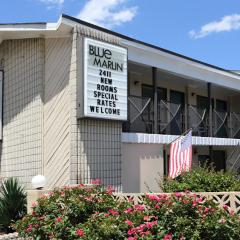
xmin=0 ymin=24 xmax=58 ymax=31
xmin=123 ymin=39 xmax=240 ymax=80
xmin=61 ymin=14 xmax=240 ymax=79
xmin=124 ymin=39 xmax=240 ymax=91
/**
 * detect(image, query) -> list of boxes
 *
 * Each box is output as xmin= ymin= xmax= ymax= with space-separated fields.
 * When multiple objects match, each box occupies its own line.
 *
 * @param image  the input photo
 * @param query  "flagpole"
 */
xmin=167 ymin=128 xmax=192 ymax=145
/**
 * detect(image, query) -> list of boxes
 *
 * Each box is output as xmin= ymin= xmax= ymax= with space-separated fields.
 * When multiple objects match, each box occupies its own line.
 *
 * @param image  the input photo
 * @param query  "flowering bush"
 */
xmin=15 ymin=183 xmax=240 ymax=240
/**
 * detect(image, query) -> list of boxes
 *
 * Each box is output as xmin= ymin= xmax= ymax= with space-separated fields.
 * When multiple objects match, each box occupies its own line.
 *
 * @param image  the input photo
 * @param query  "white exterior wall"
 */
xmin=44 ymin=38 xmax=72 ymax=188
xmin=122 ymin=143 xmax=164 ymax=193
xmin=0 ymin=37 xmax=73 ymax=189
xmin=0 ymin=39 xmax=44 ymax=188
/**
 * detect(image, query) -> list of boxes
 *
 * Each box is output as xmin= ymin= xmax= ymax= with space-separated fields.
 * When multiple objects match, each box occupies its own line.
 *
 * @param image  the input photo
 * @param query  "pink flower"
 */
xmin=192 ymin=200 xmax=197 ymax=207
xmin=76 ymin=228 xmax=84 ymax=237
xmin=155 ymin=204 xmax=160 ymax=209
xmin=26 ymin=224 xmax=33 ymax=233
xmin=163 ymin=233 xmax=172 ymax=240
xmin=140 ymin=230 xmax=151 ymax=236
xmin=143 ymin=215 xmax=157 ymax=221
xmin=106 ymin=185 xmax=115 ymax=195
xmin=223 ymin=205 xmax=229 ymax=210
xmin=124 ymin=208 xmax=133 ymax=214
xmin=109 ymin=209 xmax=119 ymax=216
xmin=32 ymin=202 xmax=37 ymax=207
xmin=174 ymin=192 xmax=183 ymax=197
xmin=125 ymin=219 xmax=133 ymax=226
xmin=134 ymin=204 xmax=145 ymax=211
xmin=85 ymin=196 xmax=93 ymax=202
xmin=204 ymin=207 xmax=210 ymax=214
xmin=145 ymin=220 xmax=158 ymax=229
xmin=127 ymin=228 xmax=137 ymax=235
xmin=128 ymin=237 xmax=137 ymax=240
xmin=230 ymin=209 xmax=235 ymax=216
xmin=91 ymin=179 xmax=101 ymax=185
xmin=147 ymin=194 xmax=160 ymax=202
xmin=48 ymin=192 xmax=54 ymax=197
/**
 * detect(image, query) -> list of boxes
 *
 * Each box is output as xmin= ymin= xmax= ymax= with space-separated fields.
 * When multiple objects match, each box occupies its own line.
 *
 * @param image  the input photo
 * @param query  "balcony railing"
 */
xmin=188 ymin=105 xmax=209 ymax=137
xmin=158 ymin=100 xmax=184 ymax=135
xmin=123 ymin=95 xmax=240 ymax=139
xmin=123 ymin=95 xmax=154 ymax=133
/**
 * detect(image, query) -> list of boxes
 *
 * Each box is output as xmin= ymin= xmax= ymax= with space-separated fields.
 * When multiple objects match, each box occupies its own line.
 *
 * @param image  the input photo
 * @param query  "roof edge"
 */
xmin=62 ymin=14 xmax=240 ymax=78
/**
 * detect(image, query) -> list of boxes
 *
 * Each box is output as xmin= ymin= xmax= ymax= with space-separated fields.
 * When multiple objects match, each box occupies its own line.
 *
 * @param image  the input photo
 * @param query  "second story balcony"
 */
xmin=123 ymin=62 xmax=240 ymax=139
xmin=123 ymin=96 xmax=240 ymax=138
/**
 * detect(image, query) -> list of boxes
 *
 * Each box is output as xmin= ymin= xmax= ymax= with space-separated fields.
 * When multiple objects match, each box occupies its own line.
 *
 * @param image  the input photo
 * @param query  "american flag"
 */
xmin=168 ymin=130 xmax=192 ymax=179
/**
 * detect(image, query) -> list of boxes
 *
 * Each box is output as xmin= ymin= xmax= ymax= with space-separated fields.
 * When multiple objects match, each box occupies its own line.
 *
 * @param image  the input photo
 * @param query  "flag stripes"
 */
xmin=168 ymin=131 xmax=192 ymax=179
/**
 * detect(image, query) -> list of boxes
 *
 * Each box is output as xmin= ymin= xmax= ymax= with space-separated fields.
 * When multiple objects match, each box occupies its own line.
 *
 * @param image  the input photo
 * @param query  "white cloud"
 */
xmin=189 ymin=14 xmax=240 ymax=39
xmin=77 ymin=0 xmax=137 ymax=29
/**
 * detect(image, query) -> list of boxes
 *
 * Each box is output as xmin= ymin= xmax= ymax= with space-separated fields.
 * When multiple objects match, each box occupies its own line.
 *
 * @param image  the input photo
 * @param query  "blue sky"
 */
xmin=1 ymin=0 xmax=240 ymax=70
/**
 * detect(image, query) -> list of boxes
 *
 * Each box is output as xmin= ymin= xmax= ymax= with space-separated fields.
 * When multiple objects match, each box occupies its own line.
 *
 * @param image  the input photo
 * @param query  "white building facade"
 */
xmin=0 ymin=15 xmax=240 ymax=192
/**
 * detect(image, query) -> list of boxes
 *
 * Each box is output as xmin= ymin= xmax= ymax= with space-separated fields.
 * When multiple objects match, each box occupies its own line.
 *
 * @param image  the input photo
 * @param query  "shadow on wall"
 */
xmin=0 ymin=37 xmax=72 ymax=187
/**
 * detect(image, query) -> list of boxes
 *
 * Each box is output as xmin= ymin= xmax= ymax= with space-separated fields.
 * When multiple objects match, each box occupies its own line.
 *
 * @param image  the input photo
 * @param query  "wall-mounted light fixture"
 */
xmin=31 ymin=175 xmax=46 ymax=190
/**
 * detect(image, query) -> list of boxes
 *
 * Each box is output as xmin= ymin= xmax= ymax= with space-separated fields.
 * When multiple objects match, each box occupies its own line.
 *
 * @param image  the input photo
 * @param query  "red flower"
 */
xmin=76 ymin=228 xmax=84 ymax=237
xmin=56 ymin=217 xmax=62 ymax=223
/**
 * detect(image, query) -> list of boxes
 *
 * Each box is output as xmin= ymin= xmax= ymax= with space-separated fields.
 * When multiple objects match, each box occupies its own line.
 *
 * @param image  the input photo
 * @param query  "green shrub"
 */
xmin=160 ymin=167 xmax=240 ymax=193
xmin=15 ymin=183 xmax=240 ymax=240
xmin=0 ymin=178 xmax=27 ymax=233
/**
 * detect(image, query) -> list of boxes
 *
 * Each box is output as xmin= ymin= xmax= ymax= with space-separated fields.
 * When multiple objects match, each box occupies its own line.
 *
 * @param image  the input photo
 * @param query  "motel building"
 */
xmin=0 ymin=14 xmax=240 ymax=193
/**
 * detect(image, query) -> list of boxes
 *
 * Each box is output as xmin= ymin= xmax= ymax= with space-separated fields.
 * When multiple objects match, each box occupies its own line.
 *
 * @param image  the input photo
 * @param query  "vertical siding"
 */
xmin=44 ymin=38 xmax=71 ymax=188
xmin=70 ymin=26 xmax=123 ymax=190
xmin=69 ymin=29 xmax=79 ymax=185
xmin=0 ymin=39 xmax=44 ymax=188
xmin=77 ymin=119 xmax=122 ymax=189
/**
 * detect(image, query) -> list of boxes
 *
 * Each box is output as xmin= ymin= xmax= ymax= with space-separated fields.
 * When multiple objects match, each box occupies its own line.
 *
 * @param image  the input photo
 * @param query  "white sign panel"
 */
xmin=84 ymin=38 xmax=128 ymax=120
